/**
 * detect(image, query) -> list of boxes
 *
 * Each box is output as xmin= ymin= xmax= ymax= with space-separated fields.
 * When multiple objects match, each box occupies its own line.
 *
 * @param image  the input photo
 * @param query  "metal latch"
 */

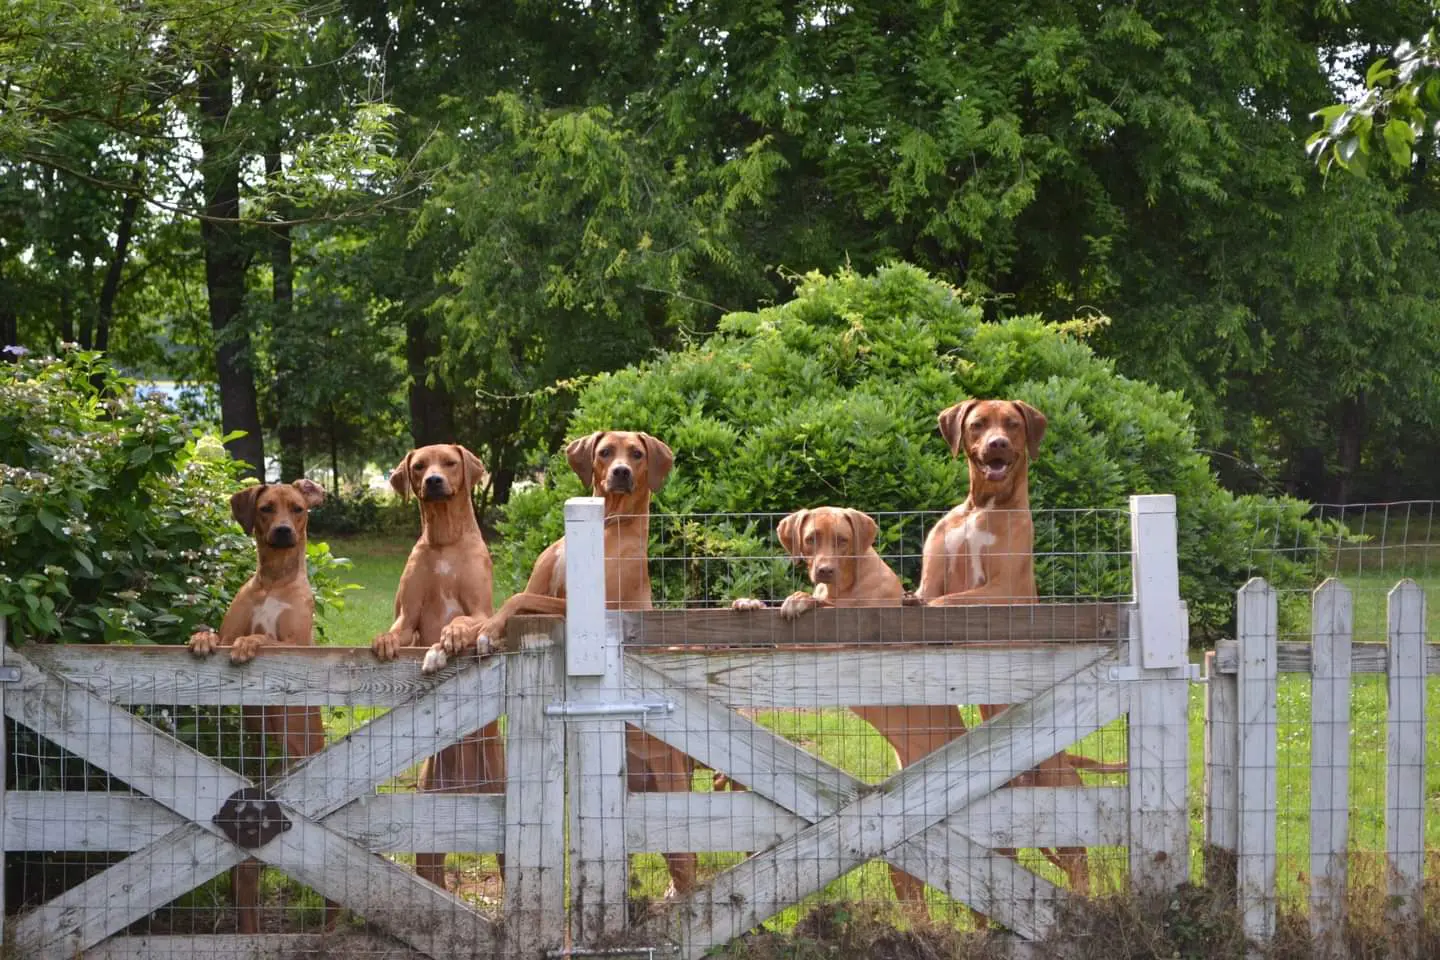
xmin=0 ymin=666 xmax=20 ymax=683
xmin=1108 ymin=663 xmax=1204 ymax=683
xmin=544 ymin=700 xmax=675 ymax=722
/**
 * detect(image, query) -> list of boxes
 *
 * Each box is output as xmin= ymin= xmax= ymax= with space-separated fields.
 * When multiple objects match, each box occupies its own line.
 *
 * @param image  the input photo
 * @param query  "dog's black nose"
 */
xmin=986 ymin=434 xmax=1011 ymax=451
xmin=425 ymin=474 xmax=445 ymax=488
xmin=269 ymin=526 xmax=296 ymax=547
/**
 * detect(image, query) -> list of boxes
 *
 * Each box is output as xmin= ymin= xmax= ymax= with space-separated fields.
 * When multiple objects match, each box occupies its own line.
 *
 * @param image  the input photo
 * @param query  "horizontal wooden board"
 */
xmin=84 ymin=933 xmax=421 ymax=960
xmin=3 ymin=792 xmax=505 ymax=854
xmin=20 ymin=622 xmax=557 ymax=707
xmin=623 ymin=603 xmax=1125 ymax=648
xmin=625 ymin=786 xmax=1127 ymax=853
xmin=1213 ymin=640 xmax=1440 ymax=676
xmin=639 ymin=645 xmax=1116 ymax=708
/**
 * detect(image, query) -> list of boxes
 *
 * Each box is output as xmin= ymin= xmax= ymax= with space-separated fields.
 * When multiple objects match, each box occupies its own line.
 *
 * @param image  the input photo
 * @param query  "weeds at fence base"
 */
xmin=712 ymin=870 xmax=1437 ymax=960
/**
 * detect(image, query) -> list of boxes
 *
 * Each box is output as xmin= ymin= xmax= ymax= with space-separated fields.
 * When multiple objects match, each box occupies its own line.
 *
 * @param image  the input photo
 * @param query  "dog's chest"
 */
xmin=941 ymin=509 xmax=998 ymax=588
xmin=249 ymin=595 xmax=292 ymax=636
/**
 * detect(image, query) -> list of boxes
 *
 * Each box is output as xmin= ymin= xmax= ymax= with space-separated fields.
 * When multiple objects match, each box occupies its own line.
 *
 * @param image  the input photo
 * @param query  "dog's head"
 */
xmin=937 ymin=399 xmax=1047 ymax=485
xmin=389 ymin=444 xmax=486 ymax=503
xmin=231 ymin=479 xmax=325 ymax=549
xmin=776 ymin=507 xmax=879 ymax=592
xmin=565 ymin=431 xmax=673 ymax=498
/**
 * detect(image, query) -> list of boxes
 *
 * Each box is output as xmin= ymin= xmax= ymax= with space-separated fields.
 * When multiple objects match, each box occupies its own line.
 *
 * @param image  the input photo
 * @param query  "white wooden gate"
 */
xmin=0 ymin=495 xmax=1190 ymax=959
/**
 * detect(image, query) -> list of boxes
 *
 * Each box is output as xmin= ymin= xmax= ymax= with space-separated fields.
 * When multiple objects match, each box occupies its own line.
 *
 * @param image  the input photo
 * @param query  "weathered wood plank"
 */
xmin=22 ymin=643 xmax=466 ymax=707
xmin=1385 ymin=580 xmax=1426 ymax=958
xmin=625 ymin=786 xmax=1128 ymax=853
xmin=1203 ymin=650 xmax=1239 ymax=891
xmin=622 ymin=602 xmax=1123 ymax=647
xmin=1212 ymin=640 xmax=1440 ymax=676
xmin=12 ymin=824 xmax=242 ymax=960
xmin=1308 ymin=580 xmax=1352 ymax=958
xmin=638 ymin=644 xmax=1114 ymax=708
xmin=1235 ymin=579 xmax=1278 ymax=945
xmin=2 ymin=791 xmax=505 ymax=854
xmin=643 ymin=658 xmax=1122 ymax=958
xmin=504 ymin=629 xmax=567 ymax=957
xmin=273 ymin=657 xmax=506 ymax=820
xmin=83 ymin=933 xmax=421 ymax=960
xmin=1129 ymin=495 xmax=1186 ymax=669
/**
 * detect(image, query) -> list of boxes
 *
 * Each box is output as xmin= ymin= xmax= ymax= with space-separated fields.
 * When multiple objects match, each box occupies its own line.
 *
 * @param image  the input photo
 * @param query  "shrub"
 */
xmin=498 ymin=265 xmax=1341 ymax=640
xmin=0 ymin=349 xmax=352 ymax=645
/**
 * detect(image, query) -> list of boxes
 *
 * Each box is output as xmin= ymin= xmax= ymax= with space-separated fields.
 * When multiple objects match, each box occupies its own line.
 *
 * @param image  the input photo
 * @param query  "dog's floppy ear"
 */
xmin=776 ymin=509 xmax=809 ymax=560
xmin=566 ymin=432 xmax=604 ymax=490
xmin=230 ymin=484 xmax=265 ymax=535
xmin=388 ymin=452 xmax=414 ymax=503
xmin=937 ymin=399 xmax=980 ymax=458
xmin=845 ymin=509 xmax=879 ymax=553
xmin=292 ymin=478 xmax=325 ymax=509
xmin=455 ymin=444 xmax=486 ymax=491
xmin=640 ymin=433 xmax=674 ymax=492
xmin=1012 ymin=400 xmax=1048 ymax=460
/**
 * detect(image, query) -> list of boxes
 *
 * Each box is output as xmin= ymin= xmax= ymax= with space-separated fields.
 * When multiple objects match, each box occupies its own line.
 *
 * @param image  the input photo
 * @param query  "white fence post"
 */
xmin=1203 ymin=647 xmax=1239 ymax=892
xmin=1235 ymin=578 xmax=1277 ymax=945
xmin=1308 ymin=579 xmax=1352 ymax=957
xmin=504 ymin=620 xmax=568 ymax=958
xmin=1386 ymin=579 xmax=1426 ymax=958
xmin=1126 ymin=494 xmax=1189 ymax=892
xmin=563 ymin=497 xmax=630 ymax=942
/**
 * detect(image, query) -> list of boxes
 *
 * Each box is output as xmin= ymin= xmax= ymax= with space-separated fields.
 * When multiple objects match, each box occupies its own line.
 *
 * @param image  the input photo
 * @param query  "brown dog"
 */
xmin=188 ymin=479 xmax=336 ymax=934
xmin=422 ymin=431 xmax=700 ymax=897
xmin=732 ymin=506 xmax=952 ymax=903
xmin=916 ymin=398 xmax=1118 ymax=897
xmin=370 ymin=444 xmax=505 ymax=890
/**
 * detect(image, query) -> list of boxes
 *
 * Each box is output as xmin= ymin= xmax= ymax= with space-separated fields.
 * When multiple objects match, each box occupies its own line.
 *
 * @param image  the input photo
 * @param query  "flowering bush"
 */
xmin=0 ymin=350 xmax=350 ymax=645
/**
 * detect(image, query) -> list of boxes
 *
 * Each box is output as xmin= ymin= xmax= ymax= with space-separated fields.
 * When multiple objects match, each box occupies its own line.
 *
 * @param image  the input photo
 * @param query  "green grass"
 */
xmin=303 ymin=534 xmax=1440 ymax=922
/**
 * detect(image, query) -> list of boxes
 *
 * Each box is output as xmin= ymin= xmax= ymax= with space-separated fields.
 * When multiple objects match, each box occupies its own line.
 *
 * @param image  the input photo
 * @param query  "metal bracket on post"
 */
xmin=544 ymin=700 xmax=675 ymax=722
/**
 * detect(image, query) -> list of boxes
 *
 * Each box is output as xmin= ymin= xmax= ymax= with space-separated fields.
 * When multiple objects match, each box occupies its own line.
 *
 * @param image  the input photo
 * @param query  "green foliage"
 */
xmin=499 ymin=266 xmax=1342 ymax=640
xmin=1309 ymin=29 xmax=1440 ymax=176
xmin=0 ymin=349 xmax=351 ymax=645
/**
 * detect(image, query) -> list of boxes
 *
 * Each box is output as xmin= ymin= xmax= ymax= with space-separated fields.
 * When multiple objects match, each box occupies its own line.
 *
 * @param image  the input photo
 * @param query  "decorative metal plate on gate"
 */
xmin=213 ymin=787 xmax=292 ymax=849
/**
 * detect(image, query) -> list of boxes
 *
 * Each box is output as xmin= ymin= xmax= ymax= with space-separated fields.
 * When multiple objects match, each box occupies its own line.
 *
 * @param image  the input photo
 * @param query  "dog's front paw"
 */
xmin=371 ymin=630 xmax=409 ymax=662
xmin=779 ymin=592 xmax=817 ymax=620
xmin=730 ymin=598 xmax=766 ymax=612
xmin=229 ymin=634 xmax=267 ymax=664
xmin=439 ymin=616 xmax=481 ymax=655
xmin=901 ymin=591 xmax=925 ymax=607
xmin=421 ymin=643 xmax=449 ymax=675
xmin=188 ymin=629 xmax=221 ymax=657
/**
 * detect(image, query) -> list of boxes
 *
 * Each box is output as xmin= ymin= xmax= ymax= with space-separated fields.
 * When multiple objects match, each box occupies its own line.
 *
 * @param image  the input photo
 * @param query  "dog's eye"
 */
xmin=629 ymin=448 xmax=643 ymax=460
xmin=803 ymin=533 xmax=815 ymax=546
xmin=598 ymin=446 xmax=612 ymax=458
xmin=837 ymin=537 xmax=849 ymax=547
xmin=291 ymin=504 xmax=304 ymax=514
xmin=1004 ymin=418 xmax=1020 ymax=429
xmin=260 ymin=504 xmax=276 ymax=514
xmin=443 ymin=460 xmax=457 ymax=468
xmin=412 ymin=462 xmax=425 ymax=472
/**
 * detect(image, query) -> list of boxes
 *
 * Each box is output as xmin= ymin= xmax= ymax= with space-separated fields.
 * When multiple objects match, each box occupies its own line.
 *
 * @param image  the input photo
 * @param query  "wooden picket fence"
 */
xmin=1204 ymin=577 xmax=1435 ymax=959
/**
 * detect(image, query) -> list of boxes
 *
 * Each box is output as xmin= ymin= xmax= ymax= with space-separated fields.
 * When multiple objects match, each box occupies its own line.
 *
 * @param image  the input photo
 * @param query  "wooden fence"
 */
xmin=0 ymin=494 xmax=1197 ymax=958
xmin=1205 ymin=577 xmax=1434 ymax=959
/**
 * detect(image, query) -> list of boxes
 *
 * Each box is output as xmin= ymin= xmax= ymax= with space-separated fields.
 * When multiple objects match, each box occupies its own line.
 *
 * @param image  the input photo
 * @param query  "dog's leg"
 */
xmin=625 ymin=730 xmax=698 ymax=897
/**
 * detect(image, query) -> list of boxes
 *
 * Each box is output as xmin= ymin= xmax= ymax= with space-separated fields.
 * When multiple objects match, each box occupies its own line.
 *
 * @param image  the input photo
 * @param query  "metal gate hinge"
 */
xmin=544 ymin=700 xmax=675 ymax=722
xmin=1108 ymin=663 xmax=1203 ymax=683
xmin=0 ymin=666 xmax=20 ymax=683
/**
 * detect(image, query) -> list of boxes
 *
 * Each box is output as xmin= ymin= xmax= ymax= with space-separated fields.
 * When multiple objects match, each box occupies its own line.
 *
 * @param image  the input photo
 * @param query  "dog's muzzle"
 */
xmin=267 ymin=526 xmax=297 ymax=547
xmin=605 ymin=465 xmax=634 ymax=494
xmin=422 ymin=475 xmax=452 ymax=500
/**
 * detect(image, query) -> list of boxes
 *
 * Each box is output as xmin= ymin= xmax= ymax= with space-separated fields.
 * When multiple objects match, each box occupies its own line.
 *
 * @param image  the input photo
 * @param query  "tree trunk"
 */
xmin=405 ymin=310 xmax=455 ymax=445
xmin=329 ymin=407 xmax=341 ymax=497
xmin=1332 ymin=393 xmax=1366 ymax=505
xmin=198 ymin=53 xmax=264 ymax=478
xmin=265 ymin=138 xmax=304 ymax=482
xmin=60 ymin=284 xmax=77 ymax=347
xmin=95 ymin=161 xmax=144 ymax=354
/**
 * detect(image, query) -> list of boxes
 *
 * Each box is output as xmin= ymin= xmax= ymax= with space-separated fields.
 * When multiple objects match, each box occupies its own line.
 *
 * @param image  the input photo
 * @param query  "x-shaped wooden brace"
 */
xmin=2 ymin=644 xmax=504 ymax=960
xmin=625 ymin=651 xmax=1126 ymax=958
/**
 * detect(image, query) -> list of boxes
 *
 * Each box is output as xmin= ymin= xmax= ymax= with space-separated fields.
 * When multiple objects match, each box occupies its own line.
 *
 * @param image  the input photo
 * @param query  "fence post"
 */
xmin=1235 ymin=578 xmax=1277 ymax=946
xmin=1126 ymin=494 xmax=1190 ymax=892
xmin=1385 ymin=579 xmax=1426 ymax=960
xmin=1203 ymin=647 xmax=1239 ymax=893
xmin=0 ymin=617 xmax=7 ymax=951
xmin=1309 ymin=579 xmax=1352 ymax=958
xmin=563 ymin=497 xmax=630 ymax=942
xmin=504 ymin=619 xmax=567 ymax=958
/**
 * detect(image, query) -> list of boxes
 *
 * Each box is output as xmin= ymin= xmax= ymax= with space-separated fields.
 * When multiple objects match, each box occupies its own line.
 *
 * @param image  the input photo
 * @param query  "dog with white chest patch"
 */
xmin=188 ymin=479 xmax=336 ymax=934
xmin=370 ymin=444 xmax=505 ymax=891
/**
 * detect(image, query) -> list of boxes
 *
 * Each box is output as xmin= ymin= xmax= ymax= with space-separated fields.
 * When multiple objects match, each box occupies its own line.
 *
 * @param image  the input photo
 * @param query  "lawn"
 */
xmin=310 ymin=531 xmax=1440 ymax=916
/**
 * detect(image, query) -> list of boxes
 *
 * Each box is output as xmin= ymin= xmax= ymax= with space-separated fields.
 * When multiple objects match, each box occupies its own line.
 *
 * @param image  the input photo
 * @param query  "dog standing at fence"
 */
xmin=915 ymin=397 xmax=1109 ymax=896
xmin=731 ymin=505 xmax=956 ymax=903
xmin=189 ymin=479 xmax=338 ymax=934
xmin=420 ymin=430 xmax=701 ymax=898
xmin=370 ymin=444 xmax=506 ymax=891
